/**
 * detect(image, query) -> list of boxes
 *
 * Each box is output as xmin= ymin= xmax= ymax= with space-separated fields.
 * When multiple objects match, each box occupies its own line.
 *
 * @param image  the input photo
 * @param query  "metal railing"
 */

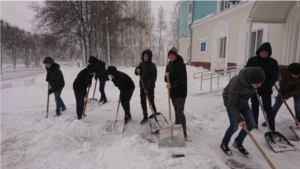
xmin=193 ymin=65 xmax=244 ymax=92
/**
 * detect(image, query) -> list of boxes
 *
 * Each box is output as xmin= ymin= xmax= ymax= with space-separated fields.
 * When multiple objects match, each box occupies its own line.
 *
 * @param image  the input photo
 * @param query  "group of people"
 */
xmin=220 ymin=42 xmax=300 ymax=156
xmin=43 ymin=43 xmax=300 ymax=151
xmin=43 ymin=48 xmax=188 ymax=138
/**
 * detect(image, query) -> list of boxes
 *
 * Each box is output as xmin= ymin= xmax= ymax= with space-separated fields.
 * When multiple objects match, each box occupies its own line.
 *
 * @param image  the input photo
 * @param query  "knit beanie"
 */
xmin=288 ymin=63 xmax=300 ymax=75
xmin=168 ymin=47 xmax=178 ymax=57
xmin=43 ymin=57 xmax=55 ymax=64
xmin=246 ymin=67 xmax=265 ymax=84
xmin=107 ymin=66 xmax=117 ymax=75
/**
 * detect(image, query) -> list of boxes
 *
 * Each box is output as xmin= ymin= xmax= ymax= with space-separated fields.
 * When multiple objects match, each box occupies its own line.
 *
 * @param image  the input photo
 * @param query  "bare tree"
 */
xmin=168 ymin=6 xmax=179 ymax=49
xmin=156 ymin=6 xmax=167 ymax=66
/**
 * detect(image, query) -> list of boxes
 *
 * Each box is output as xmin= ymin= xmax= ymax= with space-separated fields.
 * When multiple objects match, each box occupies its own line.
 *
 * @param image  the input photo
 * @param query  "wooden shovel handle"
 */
xmin=92 ymin=79 xmax=97 ymax=99
xmin=274 ymin=84 xmax=300 ymax=126
xmin=46 ymin=83 xmax=50 ymax=118
xmin=244 ymin=128 xmax=276 ymax=169
xmin=113 ymin=101 xmax=121 ymax=129
xmin=139 ymin=74 xmax=155 ymax=115
xmin=82 ymin=86 xmax=91 ymax=119
xmin=167 ymin=77 xmax=173 ymax=138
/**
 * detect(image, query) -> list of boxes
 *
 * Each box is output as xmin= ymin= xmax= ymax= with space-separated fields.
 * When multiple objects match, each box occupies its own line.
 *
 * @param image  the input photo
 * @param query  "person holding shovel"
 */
xmin=135 ymin=49 xmax=157 ymax=124
xmin=220 ymin=67 xmax=265 ymax=156
xmin=107 ymin=66 xmax=135 ymax=124
xmin=268 ymin=63 xmax=300 ymax=128
xmin=164 ymin=47 xmax=188 ymax=139
xmin=43 ymin=57 xmax=66 ymax=116
xmin=88 ymin=56 xmax=109 ymax=104
xmin=73 ymin=64 xmax=96 ymax=120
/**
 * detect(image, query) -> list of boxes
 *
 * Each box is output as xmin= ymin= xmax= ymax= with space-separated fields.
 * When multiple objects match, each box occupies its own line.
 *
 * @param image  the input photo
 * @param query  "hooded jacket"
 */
xmin=134 ymin=49 xmax=157 ymax=91
xmin=45 ymin=63 xmax=65 ymax=92
xmin=245 ymin=42 xmax=278 ymax=95
xmin=223 ymin=67 xmax=259 ymax=123
xmin=73 ymin=64 xmax=95 ymax=95
xmin=107 ymin=66 xmax=135 ymax=100
xmin=278 ymin=65 xmax=300 ymax=99
xmin=164 ymin=54 xmax=187 ymax=98
xmin=88 ymin=56 xmax=109 ymax=82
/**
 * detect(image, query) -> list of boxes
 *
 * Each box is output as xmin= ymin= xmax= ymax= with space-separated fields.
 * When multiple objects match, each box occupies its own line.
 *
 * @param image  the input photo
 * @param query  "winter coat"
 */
xmin=278 ymin=65 xmax=300 ymax=99
xmin=94 ymin=60 xmax=110 ymax=82
xmin=245 ymin=42 xmax=278 ymax=95
xmin=164 ymin=55 xmax=187 ymax=99
xmin=45 ymin=63 xmax=65 ymax=92
xmin=73 ymin=67 xmax=94 ymax=96
xmin=108 ymin=67 xmax=135 ymax=100
xmin=223 ymin=68 xmax=257 ymax=123
xmin=134 ymin=49 xmax=157 ymax=91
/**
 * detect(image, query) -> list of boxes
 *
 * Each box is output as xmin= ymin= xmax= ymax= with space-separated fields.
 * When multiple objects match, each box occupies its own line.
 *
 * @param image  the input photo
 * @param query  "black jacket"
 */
xmin=164 ymin=55 xmax=187 ymax=98
xmin=134 ymin=49 xmax=157 ymax=91
xmin=45 ymin=63 xmax=65 ymax=92
xmin=73 ymin=67 xmax=94 ymax=96
xmin=107 ymin=66 xmax=135 ymax=100
xmin=245 ymin=42 xmax=278 ymax=95
xmin=88 ymin=56 xmax=109 ymax=82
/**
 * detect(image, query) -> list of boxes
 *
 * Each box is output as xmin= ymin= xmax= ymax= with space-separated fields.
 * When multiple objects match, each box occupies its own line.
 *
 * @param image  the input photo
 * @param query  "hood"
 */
xmin=88 ymin=56 xmax=99 ymax=65
xmin=255 ymin=42 xmax=272 ymax=57
xmin=107 ymin=66 xmax=118 ymax=76
xmin=47 ymin=62 xmax=60 ymax=71
xmin=86 ymin=63 xmax=97 ymax=73
xmin=141 ymin=49 xmax=153 ymax=62
xmin=238 ymin=68 xmax=254 ymax=88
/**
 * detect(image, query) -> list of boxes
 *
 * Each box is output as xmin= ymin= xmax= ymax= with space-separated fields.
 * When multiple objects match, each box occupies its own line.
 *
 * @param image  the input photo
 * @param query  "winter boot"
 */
xmin=61 ymin=107 xmax=67 ymax=112
xmin=220 ymin=143 xmax=232 ymax=156
xmin=56 ymin=112 xmax=62 ymax=116
xmin=124 ymin=115 xmax=131 ymax=125
xmin=232 ymin=142 xmax=249 ymax=155
xmin=184 ymin=132 xmax=188 ymax=141
xmin=140 ymin=116 xmax=149 ymax=124
xmin=262 ymin=122 xmax=267 ymax=127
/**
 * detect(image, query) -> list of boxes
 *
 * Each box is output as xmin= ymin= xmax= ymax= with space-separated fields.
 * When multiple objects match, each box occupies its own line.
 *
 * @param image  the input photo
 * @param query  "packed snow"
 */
xmin=1 ymin=65 xmax=300 ymax=169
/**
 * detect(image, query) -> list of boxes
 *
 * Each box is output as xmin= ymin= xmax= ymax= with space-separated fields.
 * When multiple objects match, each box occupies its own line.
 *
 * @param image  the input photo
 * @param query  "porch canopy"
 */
xmin=248 ymin=1 xmax=295 ymax=23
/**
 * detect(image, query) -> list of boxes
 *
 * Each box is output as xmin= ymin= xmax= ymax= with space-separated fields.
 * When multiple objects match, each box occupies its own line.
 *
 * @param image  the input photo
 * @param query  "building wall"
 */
xmin=178 ymin=38 xmax=191 ymax=60
xmin=268 ymin=24 xmax=285 ymax=65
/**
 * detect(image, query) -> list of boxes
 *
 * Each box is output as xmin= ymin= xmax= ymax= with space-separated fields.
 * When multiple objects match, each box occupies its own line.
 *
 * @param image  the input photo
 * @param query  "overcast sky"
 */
xmin=1 ymin=0 xmax=177 ymax=33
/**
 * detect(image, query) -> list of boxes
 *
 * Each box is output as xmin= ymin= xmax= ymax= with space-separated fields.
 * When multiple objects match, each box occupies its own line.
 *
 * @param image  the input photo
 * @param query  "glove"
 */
xmin=48 ymin=89 xmax=53 ymax=95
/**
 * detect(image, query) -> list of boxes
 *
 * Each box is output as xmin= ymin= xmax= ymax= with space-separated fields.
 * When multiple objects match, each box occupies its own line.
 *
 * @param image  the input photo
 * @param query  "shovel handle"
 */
xmin=82 ymin=86 xmax=91 ymax=119
xmin=139 ymin=75 xmax=155 ymax=115
xmin=274 ymin=84 xmax=300 ymax=126
xmin=92 ymin=79 xmax=97 ymax=99
xmin=244 ymin=128 xmax=276 ymax=169
xmin=167 ymin=77 xmax=173 ymax=138
xmin=113 ymin=101 xmax=121 ymax=129
xmin=46 ymin=83 xmax=50 ymax=118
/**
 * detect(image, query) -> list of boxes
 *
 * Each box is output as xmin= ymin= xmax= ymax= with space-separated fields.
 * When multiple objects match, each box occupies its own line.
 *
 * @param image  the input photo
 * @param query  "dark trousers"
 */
xmin=74 ymin=90 xmax=85 ymax=120
xmin=140 ymin=88 xmax=157 ymax=117
xmin=99 ymin=80 xmax=107 ymax=101
xmin=251 ymin=93 xmax=273 ymax=125
xmin=171 ymin=97 xmax=187 ymax=133
xmin=54 ymin=88 xmax=65 ymax=114
xmin=222 ymin=104 xmax=255 ymax=144
xmin=121 ymin=88 xmax=135 ymax=118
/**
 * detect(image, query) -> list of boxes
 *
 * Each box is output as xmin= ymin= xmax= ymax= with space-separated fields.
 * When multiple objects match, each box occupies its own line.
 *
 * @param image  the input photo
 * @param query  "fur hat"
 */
xmin=43 ymin=57 xmax=54 ymax=64
xmin=288 ymin=63 xmax=300 ymax=75
xmin=168 ymin=47 xmax=178 ymax=57
xmin=246 ymin=67 xmax=265 ymax=84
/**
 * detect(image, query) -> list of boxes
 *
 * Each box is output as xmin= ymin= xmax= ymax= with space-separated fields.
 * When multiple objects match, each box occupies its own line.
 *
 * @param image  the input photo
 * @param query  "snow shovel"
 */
xmin=158 ymin=77 xmax=185 ymax=148
xmin=244 ymin=128 xmax=276 ymax=169
xmin=256 ymin=93 xmax=294 ymax=152
xmin=88 ymin=79 xmax=98 ymax=106
xmin=104 ymin=101 xmax=124 ymax=135
xmin=46 ymin=83 xmax=50 ymax=118
xmin=81 ymin=86 xmax=91 ymax=125
xmin=274 ymin=84 xmax=300 ymax=140
xmin=139 ymin=75 xmax=168 ymax=132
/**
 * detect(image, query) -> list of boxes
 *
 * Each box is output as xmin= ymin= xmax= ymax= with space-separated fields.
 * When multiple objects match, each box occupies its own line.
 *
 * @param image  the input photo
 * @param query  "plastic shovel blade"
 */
xmin=149 ymin=113 xmax=168 ymax=132
xmin=265 ymin=131 xmax=295 ymax=152
xmin=87 ymin=98 xmax=98 ymax=106
xmin=289 ymin=126 xmax=300 ymax=140
xmin=104 ymin=120 xmax=124 ymax=135
xmin=158 ymin=124 xmax=186 ymax=148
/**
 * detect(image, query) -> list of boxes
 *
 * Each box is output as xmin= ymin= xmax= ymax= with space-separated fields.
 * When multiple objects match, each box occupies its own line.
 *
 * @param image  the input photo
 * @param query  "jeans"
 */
xmin=222 ymin=104 xmax=255 ymax=144
xmin=140 ymin=88 xmax=157 ymax=116
xmin=121 ymin=88 xmax=135 ymax=118
xmin=272 ymin=94 xmax=300 ymax=123
xmin=54 ymin=89 xmax=66 ymax=114
xmin=99 ymin=80 xmax=107 ymax=101
xmin=171 ymin=97 xmax=187 ymax=133
xmin=74 ymin=90 xmax=85 ymax=120
xmin=250 ymin=93 xmax=272 ymax=125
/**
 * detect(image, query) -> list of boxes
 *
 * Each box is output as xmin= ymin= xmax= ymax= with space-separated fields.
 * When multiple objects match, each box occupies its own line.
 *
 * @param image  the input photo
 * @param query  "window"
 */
xmin=219 ymin=37 xmax=226 ymax=58
xmin=250 ymin=30 xmax=263 ymax=57
xmin=220 ymin=0 xmax=230 ymax=12
xmin=200 ymin=42 xmax=206 ymax=52
xmin=187 ymin=3 xmax=193 ymax=24
xmin=188 ymin=3 xmax=193 ymax=15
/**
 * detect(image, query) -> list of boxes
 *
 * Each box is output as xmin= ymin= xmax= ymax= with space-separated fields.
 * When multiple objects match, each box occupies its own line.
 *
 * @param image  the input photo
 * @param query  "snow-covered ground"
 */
xmin=1 ymin=66 xmax=300 ymax=169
